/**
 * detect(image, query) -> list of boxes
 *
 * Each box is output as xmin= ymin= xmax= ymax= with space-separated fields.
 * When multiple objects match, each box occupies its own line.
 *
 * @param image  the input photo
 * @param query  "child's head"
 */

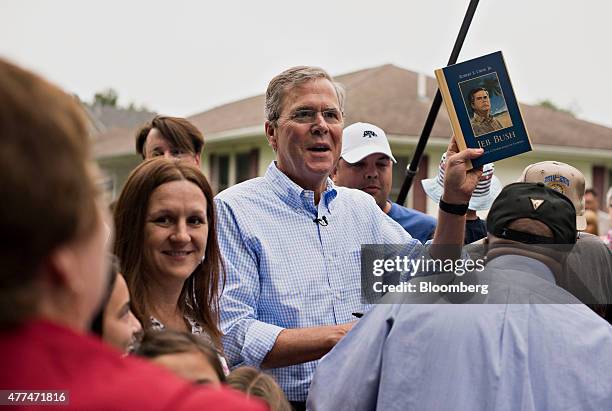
xmin=132 ymin=329 xmax=225 ymax=387
xmin=226 ymin=367 xmax=291 ymax=411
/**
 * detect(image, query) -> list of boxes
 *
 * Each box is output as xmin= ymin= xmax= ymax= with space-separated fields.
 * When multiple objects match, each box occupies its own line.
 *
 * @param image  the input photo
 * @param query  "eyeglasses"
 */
xmin=286 ymin=108 xmax=343 ymax=124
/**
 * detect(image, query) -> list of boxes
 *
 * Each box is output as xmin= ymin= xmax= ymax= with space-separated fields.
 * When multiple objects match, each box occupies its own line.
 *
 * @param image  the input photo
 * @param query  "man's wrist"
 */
xmin=439 ymin=198 xmax=469 ymax=216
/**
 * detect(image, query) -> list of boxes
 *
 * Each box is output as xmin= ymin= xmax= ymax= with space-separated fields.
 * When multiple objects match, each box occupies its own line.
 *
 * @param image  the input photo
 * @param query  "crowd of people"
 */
xmin=1 ymin=58 xmax=611 ymax=411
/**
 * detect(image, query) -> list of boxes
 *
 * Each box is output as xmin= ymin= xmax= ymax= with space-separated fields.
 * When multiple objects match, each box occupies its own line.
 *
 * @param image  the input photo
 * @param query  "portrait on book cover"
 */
xmin=459 ymin=72 xmax=513 ymax=137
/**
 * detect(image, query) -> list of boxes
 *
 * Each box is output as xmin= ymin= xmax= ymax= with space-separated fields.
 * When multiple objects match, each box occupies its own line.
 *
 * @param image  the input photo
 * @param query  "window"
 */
xmin=96 ymin=171 xmax=116 ymax=203
xmin=210 ymin=154 xmax=230 ymax=194
xmin=209 ymin=149 xmax=259 ymax=194
xmin=236 ymin=149 xmax=259 ymax=184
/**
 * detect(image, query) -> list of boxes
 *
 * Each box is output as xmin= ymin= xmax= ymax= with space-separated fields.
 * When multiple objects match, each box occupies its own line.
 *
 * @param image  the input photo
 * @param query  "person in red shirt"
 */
xmin=0 ymin=58 xmax=264 ymax=411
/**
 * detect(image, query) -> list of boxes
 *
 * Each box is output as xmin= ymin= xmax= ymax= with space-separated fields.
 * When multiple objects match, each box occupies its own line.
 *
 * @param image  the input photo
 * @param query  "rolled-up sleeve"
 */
xmin=215 ymin=198 xmax=284 ymax=368
xmin=307 ymin=304 xmax=398 ymax=410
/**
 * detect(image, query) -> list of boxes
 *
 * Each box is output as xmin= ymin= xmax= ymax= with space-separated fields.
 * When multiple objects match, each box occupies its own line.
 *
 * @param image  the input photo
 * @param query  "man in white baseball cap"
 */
xmin=332 ymin=122 xmax=436 ymax=243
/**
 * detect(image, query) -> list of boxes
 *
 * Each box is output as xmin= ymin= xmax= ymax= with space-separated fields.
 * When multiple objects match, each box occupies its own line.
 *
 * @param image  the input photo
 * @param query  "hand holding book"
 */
xmin=441 ymin=136 xmax=484 ymax=205
xmin=435 ymin=51 xmax=532 ymax=169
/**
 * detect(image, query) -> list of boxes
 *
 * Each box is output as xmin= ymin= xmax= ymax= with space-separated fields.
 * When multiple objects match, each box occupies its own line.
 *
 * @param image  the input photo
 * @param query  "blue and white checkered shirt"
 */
xmin=215 ymin=162 xmax=422 ymax=401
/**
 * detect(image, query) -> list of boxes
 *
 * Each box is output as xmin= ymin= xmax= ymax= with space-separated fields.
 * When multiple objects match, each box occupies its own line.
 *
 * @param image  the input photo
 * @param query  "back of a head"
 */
xmin=133 ymin=329 xmax=225 ymax=383
xmin=134 ymin=329 xmax=214 ymax=359
xmin=0 ymin=58 xmax=98 ymax=327
xmin=583 ymin=210 xmax=600 ymax=236
xmin=0 ymin=60 xmax=262 ymax=411
xmin=226 ymin=367 xmax=292 ymax=411
xmin=487 ymin=182 xmax=577 ymax=245
xmin=518 ymin=160 xmax=586 ymax=230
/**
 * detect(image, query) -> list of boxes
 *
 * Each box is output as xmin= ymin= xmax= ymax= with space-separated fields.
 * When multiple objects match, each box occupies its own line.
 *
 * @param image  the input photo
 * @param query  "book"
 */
xmin=435 ymin=51 xmax=532 ymax=169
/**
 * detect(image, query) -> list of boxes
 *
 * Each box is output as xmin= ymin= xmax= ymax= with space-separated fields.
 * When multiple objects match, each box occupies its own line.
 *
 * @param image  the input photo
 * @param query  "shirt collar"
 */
xmin=486 ymin=254 xmax=556 ymax=284
xmin=264 ymin=161 xmax=337 ymax=213
xmin=473 ymin=112 xmax=493 ymax=123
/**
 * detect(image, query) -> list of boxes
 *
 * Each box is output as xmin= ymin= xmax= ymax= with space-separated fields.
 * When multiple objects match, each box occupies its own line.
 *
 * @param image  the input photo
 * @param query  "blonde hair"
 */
xmin=584 ymin=210 xmax=599 ymax=236
xmin=226 ymin=367 xmax=291 ymax=411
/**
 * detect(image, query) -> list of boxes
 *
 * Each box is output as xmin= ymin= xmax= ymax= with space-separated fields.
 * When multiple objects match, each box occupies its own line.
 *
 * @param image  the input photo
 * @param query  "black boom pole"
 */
xmin=396 ymin=0 xmax=480 ymax=205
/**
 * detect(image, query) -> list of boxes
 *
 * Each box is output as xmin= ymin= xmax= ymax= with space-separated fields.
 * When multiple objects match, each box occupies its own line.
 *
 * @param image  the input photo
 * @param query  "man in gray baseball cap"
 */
xmin=519 ymin=160 xmax=612 ymax=320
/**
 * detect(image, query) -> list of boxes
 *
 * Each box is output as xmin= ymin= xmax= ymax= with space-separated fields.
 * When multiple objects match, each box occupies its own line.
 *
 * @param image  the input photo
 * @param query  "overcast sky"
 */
xmin=2 ymin=0 xmax=611 ymax=128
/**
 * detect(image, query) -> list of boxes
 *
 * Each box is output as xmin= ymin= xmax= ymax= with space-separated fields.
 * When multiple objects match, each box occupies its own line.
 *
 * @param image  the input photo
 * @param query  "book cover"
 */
xmin=435 ymin=51 xmax=532 ymax=169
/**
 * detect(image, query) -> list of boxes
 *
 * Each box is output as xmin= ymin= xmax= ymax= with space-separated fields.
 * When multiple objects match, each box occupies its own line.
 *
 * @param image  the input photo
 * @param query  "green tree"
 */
xmin=93 ymin=88 xmax=119 ymax=107
xmin=126 ymin=101 xmax=151 ymax=112
xmin=92 ymin=88 xmax=152 ymax=111
xmin=537 ymin=99 xmax=575 ymax=116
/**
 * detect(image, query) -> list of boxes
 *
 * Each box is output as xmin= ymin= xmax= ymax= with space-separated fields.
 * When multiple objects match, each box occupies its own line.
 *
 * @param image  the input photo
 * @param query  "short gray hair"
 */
xmin=265 ymin=66 xmax=345 ymax=124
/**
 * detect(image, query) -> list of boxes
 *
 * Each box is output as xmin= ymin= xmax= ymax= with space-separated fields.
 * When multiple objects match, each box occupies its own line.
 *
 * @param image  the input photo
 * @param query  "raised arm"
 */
xmin=432 ymin=137 xmax=484 ymax=253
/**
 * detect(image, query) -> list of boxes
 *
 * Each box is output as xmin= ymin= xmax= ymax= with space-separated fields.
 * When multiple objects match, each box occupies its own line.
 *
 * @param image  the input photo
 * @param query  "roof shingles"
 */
xmin=93 ymin=64 xmax=612 ymax=158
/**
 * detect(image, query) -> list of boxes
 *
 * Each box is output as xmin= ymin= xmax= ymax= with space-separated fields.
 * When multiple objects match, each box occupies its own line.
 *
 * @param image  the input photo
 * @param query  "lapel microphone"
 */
xmin=313 ymin=216 xmax=329 ymax=226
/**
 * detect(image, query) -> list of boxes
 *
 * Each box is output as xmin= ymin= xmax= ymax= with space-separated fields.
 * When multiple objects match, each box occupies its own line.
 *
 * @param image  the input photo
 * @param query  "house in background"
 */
xmin=84 ymin=103 xmax=156 ymax=133
xmin=87 ymin=103 xmax=156 ymax=197
xmin=92 ymin=64 xmax=612 ymax=214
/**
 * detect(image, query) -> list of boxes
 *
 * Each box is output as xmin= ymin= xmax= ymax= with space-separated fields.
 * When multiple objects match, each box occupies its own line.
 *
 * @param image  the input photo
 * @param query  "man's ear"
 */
xmin=44 ymin=245 xmax=79 ymax=291
xmin=331 ymin=158 xmax=345 ymax=183
xmin=265 ymin=121 xmax=277 ymax=152
xmin=330 ymin=165 xmax=339 ymax=182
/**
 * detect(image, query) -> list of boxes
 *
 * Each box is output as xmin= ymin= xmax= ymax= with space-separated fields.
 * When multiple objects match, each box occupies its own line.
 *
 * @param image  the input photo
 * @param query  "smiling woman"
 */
xmin=113 ymin=158 xmax=226 ymax=365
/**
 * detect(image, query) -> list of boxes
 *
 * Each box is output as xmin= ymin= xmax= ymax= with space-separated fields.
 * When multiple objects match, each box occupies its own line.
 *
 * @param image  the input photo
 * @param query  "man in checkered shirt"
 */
xmin=214 ymin=65 xmax=484 ymax=408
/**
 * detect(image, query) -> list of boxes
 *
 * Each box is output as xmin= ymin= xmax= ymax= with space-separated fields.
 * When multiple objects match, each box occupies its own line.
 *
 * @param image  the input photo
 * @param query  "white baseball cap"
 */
xmin=341 ymin=122 xmax=396 ymax=164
